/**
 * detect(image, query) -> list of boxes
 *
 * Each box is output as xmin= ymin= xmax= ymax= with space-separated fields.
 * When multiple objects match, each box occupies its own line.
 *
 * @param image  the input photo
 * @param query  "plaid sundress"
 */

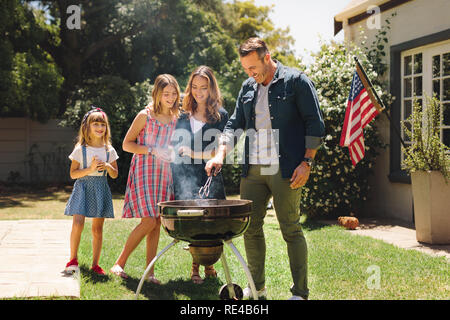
xmin=122 ymin=108 xmax=177 ymax=218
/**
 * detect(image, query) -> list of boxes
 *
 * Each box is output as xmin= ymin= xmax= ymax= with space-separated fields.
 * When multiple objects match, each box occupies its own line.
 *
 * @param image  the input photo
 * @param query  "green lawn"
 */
xmin=0 ymin=188 xmax=448 ymax=300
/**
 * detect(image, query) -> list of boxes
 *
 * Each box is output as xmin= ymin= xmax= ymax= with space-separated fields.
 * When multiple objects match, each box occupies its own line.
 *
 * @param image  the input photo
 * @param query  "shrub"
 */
xmin=401 ymin=95 xmax=450 ymax=181
xmin=300 ymin=41 xmax=386 ymax=218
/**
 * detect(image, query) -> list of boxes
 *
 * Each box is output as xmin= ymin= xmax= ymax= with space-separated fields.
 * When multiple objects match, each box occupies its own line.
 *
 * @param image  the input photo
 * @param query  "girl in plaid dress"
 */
xmin=111 ymin=74 xmax=180 ymax=283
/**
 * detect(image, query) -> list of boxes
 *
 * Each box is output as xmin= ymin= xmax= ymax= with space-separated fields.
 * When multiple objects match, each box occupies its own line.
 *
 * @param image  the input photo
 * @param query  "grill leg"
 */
xmin=225 ymin=240 xmax=258 ymax=300
xmin=135 ymin=239 xmax=179 ymax=299
xmin=220 ymin=252 xmax=237 ymax=299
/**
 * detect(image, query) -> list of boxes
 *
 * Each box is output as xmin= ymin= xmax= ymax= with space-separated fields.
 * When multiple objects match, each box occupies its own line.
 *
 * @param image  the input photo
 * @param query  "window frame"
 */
xmin=389 ymin=29 xmax=450 ymax=183
xmin=400 ymin=48 xmax=424 ymax=164
xmin=428 ymin=44 xmax=450 ymax=152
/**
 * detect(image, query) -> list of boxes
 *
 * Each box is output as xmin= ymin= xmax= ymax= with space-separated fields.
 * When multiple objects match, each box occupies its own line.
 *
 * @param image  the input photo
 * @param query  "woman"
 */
xmin=171 ymin=66 xmax=228 ymax=284
xmin=110 ymin=74 xmax=180 ymax=283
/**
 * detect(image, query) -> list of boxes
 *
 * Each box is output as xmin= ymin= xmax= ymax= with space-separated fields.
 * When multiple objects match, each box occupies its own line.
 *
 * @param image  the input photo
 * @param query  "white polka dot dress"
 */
xmin=65 ymin=145 xmax=114 ymax=218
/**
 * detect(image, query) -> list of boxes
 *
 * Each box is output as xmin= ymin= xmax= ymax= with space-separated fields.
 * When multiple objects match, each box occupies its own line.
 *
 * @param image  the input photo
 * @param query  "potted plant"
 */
xmin=402 ymin=95 xmax=450 ymax=244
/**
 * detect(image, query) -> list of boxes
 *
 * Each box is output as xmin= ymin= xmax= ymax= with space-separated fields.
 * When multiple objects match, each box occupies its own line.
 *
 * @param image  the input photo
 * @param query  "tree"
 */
xmin=23 ymin=0 xmax=164 ymax=115
xmin=0 ymin=0 xmax=18 ymax=116
xmin=8 ymin=0 xmax=244 ymax=116
xmin=226 ymin=0 xmax=300 ymax=67
xmin=125 ymin=0 xmax=238 ymax=85
xmin=1 ymin=0 xmax=63 ymax=122
xmin=3 ymin=0 xmax=300 ymax=120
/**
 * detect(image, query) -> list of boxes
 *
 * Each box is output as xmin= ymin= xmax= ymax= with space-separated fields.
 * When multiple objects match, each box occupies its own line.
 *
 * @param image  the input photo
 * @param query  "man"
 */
xmin=205 ymin=37 xmax=325 ymax=300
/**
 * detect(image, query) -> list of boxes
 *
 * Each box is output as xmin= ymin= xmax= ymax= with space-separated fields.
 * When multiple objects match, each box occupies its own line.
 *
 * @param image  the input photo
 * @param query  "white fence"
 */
xmin=0 ymin=118 xmax=77 ymax=183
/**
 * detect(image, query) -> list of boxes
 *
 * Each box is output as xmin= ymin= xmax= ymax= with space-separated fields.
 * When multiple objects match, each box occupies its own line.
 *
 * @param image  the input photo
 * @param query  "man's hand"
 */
xmin=205 ymin=145 xmax=227 ymax=176
xmin=289 ymin=162 xmax=311 ymax=189
xmin=205 ymin=154 xmax=224 ymax=176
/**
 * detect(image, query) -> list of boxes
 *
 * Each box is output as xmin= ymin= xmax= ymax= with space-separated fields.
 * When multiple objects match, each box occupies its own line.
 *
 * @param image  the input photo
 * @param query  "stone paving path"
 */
xmin=0 ymin=220 xmax=79 ymax=299
xmin=342 ymin=218 xmax=450 ymax=260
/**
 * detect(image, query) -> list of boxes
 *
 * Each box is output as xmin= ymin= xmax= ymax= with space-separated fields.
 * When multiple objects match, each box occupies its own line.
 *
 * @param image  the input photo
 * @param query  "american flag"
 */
xmin=340 ymin=64 xmax=383 ymax=166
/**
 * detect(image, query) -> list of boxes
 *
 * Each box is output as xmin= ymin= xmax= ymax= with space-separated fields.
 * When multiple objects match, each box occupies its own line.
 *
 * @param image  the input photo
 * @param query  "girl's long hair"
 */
xmin=182 ymin=66 xmax=222 ymax=123
xmin=149 ymin=74 xmax=180 ymax=117
xmin=76 ymin=110 xmax=112 ymax=148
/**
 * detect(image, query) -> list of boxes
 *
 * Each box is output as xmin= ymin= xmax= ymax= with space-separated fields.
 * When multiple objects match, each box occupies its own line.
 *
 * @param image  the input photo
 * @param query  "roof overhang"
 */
xmin=334 ymin=0 xmax=413 ymax=35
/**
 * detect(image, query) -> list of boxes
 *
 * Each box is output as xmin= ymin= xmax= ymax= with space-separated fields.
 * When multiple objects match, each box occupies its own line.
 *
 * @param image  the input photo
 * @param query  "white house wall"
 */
xmin=346 ymin=0 xmax=450 ymax=48
xmin=342 ymin=0 xmax=450 ymax=222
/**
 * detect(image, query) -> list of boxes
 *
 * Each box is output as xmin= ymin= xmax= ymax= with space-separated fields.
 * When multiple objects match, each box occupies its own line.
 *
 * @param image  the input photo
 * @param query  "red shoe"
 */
xmin=91 ymin=265 xmax=106 ymax=275
xmin=65 ymin=258 xmax=79 ymax=274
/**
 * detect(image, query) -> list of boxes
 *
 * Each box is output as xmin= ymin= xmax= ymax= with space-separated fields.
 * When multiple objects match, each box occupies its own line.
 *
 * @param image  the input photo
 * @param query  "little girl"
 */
xmin=110 ymin=74 xmax=180 ymax=283
xmin=64 ymin=107 xmax=119 ymax=275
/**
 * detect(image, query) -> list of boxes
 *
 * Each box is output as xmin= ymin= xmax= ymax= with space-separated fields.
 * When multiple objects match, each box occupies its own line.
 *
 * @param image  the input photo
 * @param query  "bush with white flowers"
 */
xmin=300 ymin=41 xmax=387 ymax=218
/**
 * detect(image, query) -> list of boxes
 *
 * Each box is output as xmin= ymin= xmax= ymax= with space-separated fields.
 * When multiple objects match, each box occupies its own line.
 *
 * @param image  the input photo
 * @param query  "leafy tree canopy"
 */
xmin=2 ymin=0 xmax=297 ymax=122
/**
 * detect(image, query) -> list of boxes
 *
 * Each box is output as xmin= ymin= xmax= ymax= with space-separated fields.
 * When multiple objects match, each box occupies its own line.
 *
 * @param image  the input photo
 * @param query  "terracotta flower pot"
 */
xmin=411 ymin=171 xmax=450 ymax=244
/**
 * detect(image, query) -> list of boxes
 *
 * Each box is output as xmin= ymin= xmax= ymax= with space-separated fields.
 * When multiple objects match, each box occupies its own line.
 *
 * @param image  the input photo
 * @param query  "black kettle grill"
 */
xmin=135 ymin=199 xmax=259 ymax=300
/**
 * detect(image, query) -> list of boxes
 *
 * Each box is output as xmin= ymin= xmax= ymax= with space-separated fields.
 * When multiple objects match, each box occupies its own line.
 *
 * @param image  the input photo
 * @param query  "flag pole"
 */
xmin=353 ymin=56 xmax=408 ymax=149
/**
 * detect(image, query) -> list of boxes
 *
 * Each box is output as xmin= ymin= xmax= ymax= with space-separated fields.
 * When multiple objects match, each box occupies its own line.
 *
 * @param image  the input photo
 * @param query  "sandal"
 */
xmin=190 ymin=263 xmax=204 ymax=284
xmin=204 ymin=265 xmax=217 ymax=278
xmin=146 ymin=274 xmax=161 ymax=285
xmin=110 ymin=264 xmax=128 ymax=279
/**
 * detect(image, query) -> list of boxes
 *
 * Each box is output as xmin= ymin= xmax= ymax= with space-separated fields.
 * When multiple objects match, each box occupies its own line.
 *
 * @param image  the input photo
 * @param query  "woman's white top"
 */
xmin=69 ymin=145 xmax=119 ymax=176
xmin=190 ymin=116 xmax=206 ymax=134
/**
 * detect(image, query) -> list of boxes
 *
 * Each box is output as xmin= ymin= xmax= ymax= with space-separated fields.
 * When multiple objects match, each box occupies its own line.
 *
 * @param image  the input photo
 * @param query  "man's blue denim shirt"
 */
xmin=223 ymin=60 xmax=325 ymax=178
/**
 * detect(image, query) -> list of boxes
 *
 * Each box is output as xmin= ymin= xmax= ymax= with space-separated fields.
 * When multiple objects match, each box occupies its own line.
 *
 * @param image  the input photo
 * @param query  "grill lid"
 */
xmin=158 ymin=199 xmax=252 ymax=218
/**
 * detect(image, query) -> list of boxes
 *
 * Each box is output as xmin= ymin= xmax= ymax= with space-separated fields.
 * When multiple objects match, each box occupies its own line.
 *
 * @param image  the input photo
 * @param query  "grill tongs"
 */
xmin=198 ymin=167 xmax=221 ymax=199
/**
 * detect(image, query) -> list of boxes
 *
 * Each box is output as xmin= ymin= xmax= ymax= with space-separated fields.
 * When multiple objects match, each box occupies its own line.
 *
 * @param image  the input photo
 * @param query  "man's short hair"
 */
xmin=239 ymin=37 xmax=269 ymax=60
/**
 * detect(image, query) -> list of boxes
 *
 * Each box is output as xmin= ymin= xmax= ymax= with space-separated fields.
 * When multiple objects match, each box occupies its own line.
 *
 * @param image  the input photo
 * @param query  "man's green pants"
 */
xmin=240 ymin=165 xmax=309 ymax=298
